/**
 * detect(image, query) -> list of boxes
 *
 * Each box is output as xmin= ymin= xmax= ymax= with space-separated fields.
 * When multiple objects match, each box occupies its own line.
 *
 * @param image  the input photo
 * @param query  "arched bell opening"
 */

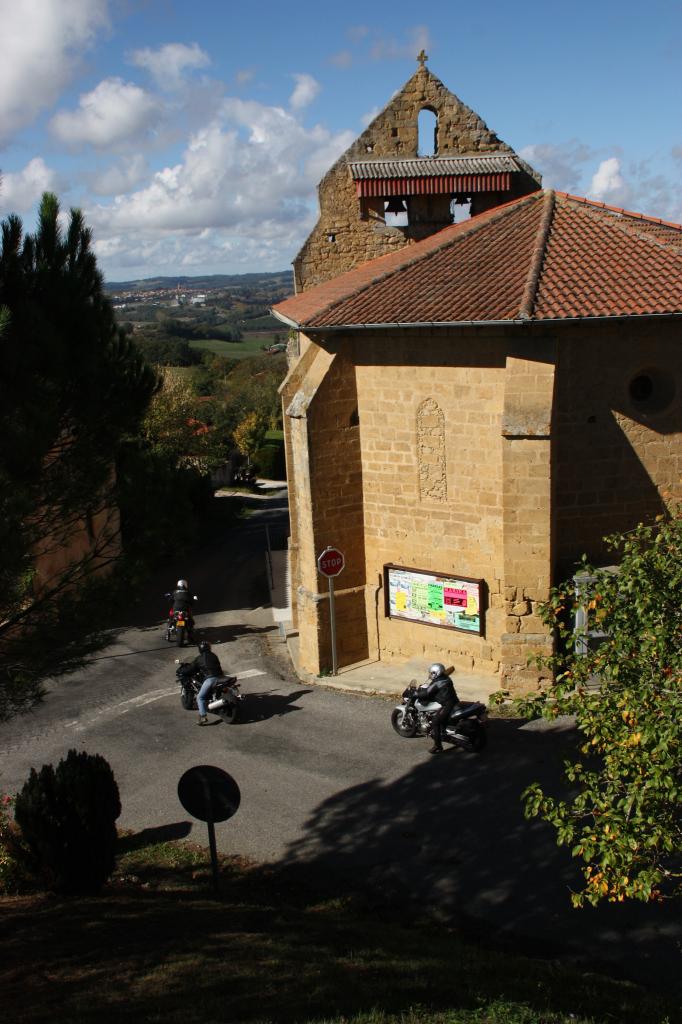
xmin=418 ymin=107 xmax=438 ymax=157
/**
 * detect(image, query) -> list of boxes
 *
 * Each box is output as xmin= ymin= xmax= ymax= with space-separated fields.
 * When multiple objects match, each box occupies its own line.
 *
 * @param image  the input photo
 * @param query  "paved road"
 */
xmin=1 ymin=488 xmax=680 ymax=995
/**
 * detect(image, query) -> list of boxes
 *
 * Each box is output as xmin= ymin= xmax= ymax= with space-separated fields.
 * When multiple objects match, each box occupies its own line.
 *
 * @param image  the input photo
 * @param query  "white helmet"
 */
xmin=428 ymin=662 xmax=446 ymax=681
xmin=177 ymin=579 xmax=189 ymax=589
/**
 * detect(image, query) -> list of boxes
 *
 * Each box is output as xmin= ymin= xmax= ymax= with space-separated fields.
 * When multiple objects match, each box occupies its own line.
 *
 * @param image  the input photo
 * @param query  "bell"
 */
xmin=385 ymin=196 xmax=407 ymax=214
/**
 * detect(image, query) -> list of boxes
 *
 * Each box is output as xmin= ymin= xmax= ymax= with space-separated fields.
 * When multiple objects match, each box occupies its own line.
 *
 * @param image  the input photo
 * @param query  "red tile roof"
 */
xmin=273 ymin=191 xmax=682 ymax=329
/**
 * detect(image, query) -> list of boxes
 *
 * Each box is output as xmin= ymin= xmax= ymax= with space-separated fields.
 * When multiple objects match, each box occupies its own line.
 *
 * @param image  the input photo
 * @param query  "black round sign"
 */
xmin=178 ymin=765 xmax=241 ymax=823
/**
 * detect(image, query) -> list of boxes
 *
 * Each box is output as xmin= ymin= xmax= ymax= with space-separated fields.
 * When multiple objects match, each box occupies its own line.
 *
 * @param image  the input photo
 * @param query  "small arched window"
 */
xmin=418 ymin=108 xmax=438 ymax=157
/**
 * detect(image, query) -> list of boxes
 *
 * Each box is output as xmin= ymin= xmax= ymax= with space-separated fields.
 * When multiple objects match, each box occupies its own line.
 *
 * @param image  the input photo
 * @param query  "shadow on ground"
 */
xmin=234 ymin=687 xmax=313 ymax=724
xmin=278 ymin=715 xmax=682 ymax=995
xmin=118 ymin=488 xmax=290 ymax=630
xmin=2 ymin=840 xmax=677 ymax=1024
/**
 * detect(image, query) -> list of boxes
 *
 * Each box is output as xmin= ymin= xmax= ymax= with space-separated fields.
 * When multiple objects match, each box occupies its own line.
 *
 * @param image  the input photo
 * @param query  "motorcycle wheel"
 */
xmin=466 ymin=721 xmax=487 ymax=753
xmin=391 ymin=707 xmax=418 ymax=738
xmin=180 ymin=686 xmax=194 ymax=710
xmin=176 ymin=625 xmax=186 ymax=647
xmin=219 ymin=702 xmax=239 ymax=725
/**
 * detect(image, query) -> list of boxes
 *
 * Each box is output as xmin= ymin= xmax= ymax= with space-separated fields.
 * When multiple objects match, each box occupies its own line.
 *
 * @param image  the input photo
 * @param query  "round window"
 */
xmin=628 ymin=367 xmax=676 ymax=415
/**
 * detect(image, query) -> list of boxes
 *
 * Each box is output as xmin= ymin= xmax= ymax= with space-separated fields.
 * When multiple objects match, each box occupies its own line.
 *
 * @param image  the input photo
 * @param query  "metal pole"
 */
xmin=206 ymin=817 xmax=220 ymax=896
xmin=329 ymin=575 xmax=338 ymax=676
xmin=265 ymin=525 xmax=273 ymax=589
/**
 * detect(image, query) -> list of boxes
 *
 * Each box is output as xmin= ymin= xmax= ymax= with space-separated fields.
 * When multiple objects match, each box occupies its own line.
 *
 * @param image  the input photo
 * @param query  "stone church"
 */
xmin=273 ymin=57 xmax=682 ymax=692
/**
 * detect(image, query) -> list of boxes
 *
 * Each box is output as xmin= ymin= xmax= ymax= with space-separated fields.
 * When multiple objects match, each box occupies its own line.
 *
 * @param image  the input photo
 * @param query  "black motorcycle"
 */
xmin=391 ymin=681 xmax=487 ymax=752
xmin=176 ymin=660 xmax=243 ymax=724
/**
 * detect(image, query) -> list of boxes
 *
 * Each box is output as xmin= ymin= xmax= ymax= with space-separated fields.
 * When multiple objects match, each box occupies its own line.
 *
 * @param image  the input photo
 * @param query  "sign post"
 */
xmin=317 ymin=546 xmax=345 ymax=676
xmin=177 ymin=765 xmax=241 ymax=896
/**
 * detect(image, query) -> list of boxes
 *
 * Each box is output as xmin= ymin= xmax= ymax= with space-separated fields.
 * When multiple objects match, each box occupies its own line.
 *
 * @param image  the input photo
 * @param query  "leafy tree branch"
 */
xmin=516 ymin=510 xmax=681 ymax=906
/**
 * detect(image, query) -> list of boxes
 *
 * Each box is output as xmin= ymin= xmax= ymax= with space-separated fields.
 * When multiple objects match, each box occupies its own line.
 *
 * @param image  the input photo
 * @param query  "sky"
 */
xmin=1 ymin=0 xmax=680 ymax=283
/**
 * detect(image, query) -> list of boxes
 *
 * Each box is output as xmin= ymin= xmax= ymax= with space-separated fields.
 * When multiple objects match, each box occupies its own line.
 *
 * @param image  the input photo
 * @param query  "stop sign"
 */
xmin=317 ymin=546 xmax=345 ymax=578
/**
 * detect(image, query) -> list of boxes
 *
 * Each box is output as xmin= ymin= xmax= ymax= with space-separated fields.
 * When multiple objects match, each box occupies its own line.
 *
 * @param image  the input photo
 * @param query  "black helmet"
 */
xmin=198 ymin=641 xmax=211 ymax=653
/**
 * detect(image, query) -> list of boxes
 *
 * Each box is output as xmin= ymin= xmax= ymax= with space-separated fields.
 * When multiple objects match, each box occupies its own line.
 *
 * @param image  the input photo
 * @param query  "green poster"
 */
xmin=411 ymin=581 xmax=429 ymax=611
xmin=428 ymin=582 xmax=444 ymax=611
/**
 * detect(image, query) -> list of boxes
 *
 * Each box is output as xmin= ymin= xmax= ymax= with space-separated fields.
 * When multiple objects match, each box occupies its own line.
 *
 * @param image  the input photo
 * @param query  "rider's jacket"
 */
xmin=422 ymin=673 xmax=458 ymax=706
xmin=172 ymin=588 xmax=192 ymax=612
xmin=192 ymin=650 xmax=223 ymax=679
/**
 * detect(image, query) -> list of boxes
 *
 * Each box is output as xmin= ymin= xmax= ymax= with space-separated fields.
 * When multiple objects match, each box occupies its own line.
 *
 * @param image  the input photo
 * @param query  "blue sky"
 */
xmin=1 ymin=0 xmax=680 ymax=282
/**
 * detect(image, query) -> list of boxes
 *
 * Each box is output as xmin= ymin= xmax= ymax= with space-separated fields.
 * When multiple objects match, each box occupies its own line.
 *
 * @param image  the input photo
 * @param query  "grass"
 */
xmin=190 ymin=332 xmax=287 ymax=359
xmin=1 ymin=834 xmax=678 ymax=1024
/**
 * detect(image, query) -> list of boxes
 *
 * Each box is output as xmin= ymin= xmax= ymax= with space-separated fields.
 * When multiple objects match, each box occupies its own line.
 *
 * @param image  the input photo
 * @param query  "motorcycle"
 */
xmin=391 ymin=680 xmax=487 ymax=752
xmin=176 ymin=660 xmax=244 ymax=724
xmin=164 ymin=593 xmax=198 ymax=647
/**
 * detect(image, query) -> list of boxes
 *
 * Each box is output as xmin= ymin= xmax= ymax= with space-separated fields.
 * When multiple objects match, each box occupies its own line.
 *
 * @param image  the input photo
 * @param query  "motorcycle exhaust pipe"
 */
xmin=207 ymin=697 xmax=228 ymax=711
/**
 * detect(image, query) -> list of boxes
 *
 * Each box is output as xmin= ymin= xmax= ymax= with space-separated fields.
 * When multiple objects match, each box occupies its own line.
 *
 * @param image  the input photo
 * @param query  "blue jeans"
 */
xmin=197 ymin=676 xmax=218 ymax=716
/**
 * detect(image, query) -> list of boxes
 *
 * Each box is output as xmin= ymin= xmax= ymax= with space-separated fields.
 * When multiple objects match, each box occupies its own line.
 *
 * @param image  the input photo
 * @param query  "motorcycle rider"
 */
xmin=167 ymin=579 xmax=196 ymax=638
xmin=190 ymin=640 xmax=225 ymax=726
xmin=420 ymin=662 xmax=459 ymax=754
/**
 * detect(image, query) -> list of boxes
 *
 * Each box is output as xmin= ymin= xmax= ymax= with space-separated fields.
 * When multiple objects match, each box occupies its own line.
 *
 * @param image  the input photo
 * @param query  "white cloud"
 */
xmin=129 ymin=42 xmax=210 ymax=92
xmin=95 ymin=222 xmax=301 ymax=279
xmin=50 ymin=78 xmax=161 ymax=148
xmin=519 ymin=141 xmax=594 ymax=193
xmin=0 ymin=0 xmax=109 ymax=145
xmin=521 ymin=142 xmax=682 ymax=222
xmin=236 ymin=68 xmax=256 ymax=86
xmin=608 ymin=158 xmax=682 ymax=222
xmin=370 ymin=25 xmax=431 ymax=62
xmin=347 ymin=26 xmax=370 ymax=43
xmin=289 ymin=74 xmax=321 ymax=111
xmin=88 ymin=155 xmax=150 ymax=196
xmin=329 ymin=50 xmax=353 ymax=69
xmin=304 ymin=130 xmax=356 ymax=182
xmin=589 ymin=157 xmax=629 ymax=205
xmin=361 ymin=106 xmax=381 ymax=128
xmin=0 ymin=158 xmax=60 ymax=215
xmin=87 ymin=96 xmax=355 ymax=276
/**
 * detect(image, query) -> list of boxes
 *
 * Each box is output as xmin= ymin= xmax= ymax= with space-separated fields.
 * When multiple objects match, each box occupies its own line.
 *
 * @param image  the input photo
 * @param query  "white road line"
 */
xmin=67 ymin=672 xmax=266 ymax=731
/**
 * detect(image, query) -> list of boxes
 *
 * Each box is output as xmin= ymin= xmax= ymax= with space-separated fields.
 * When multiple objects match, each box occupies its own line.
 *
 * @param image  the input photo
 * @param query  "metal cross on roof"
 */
xmin=417 ymin=49 xmax=428 ymax=66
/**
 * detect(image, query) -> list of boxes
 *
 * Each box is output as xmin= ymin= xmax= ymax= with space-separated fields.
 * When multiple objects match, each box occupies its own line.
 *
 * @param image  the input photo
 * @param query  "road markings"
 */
xmin=67 ymin=673 xmax=265 ymax=731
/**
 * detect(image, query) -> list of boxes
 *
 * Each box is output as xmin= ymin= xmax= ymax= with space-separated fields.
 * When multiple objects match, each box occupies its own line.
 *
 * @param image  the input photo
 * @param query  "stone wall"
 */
xmin=499 ymin=342 xmax=557 ymax=691
xmin=280 ymin=338 xmax=369 ymax=674
xmin=352 ymin=328 xmax=509 ymax=677
xmin=294 ymin=65 xmax=539 ymax=291
xmin=283 ymin=320 xmax=680 ymax=692
xmin=554 ymin=320 xmax=682 ymax=573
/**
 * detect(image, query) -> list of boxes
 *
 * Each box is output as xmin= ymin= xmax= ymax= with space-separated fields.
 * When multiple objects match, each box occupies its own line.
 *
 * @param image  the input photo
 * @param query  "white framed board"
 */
xmin=383 ymin=564 xmax=484 ymax=635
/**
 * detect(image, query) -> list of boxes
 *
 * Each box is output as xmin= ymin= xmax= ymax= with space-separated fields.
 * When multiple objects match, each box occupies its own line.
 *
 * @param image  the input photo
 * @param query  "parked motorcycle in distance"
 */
xmin=164 ymin=593 xmax=198 ymax=647
xmin=391 ymin=680 xmax=487 ymax=752
xmin=175 ymin=660 xmax=244 ymax=723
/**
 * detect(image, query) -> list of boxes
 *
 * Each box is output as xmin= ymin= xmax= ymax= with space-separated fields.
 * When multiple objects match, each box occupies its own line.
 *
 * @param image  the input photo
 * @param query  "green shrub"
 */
xmin=13 ymin=749 xmax=121 ymax=894
xmin=254 ymin=441 xmax=286 ymax=480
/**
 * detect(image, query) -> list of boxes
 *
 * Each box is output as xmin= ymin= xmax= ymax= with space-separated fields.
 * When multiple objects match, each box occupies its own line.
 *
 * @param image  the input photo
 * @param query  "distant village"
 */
xmin=107 ymin=272 xmax=294 ymax=358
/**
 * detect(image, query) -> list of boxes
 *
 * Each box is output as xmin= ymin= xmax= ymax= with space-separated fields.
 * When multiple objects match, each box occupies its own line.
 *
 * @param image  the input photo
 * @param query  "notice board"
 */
xmin=384 ymin=564 xmax=484 ymax=635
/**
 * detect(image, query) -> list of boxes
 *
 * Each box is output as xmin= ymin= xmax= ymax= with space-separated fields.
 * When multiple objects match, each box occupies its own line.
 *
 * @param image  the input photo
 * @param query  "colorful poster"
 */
xmin=428 ymin=583 xmax=444 ymax=611
xmin=384 ymin=565 xmax=483 ymax=635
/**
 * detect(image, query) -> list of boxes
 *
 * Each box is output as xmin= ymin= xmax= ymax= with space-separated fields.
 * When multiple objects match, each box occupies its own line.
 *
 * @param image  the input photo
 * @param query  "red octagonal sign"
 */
xmin=317 ymin=546 xmax=345 ymax=578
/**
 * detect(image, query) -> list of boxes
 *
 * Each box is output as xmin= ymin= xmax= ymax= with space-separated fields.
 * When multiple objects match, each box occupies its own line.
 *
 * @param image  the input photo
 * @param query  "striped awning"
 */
xmin=350 ymin=154 xmax=518 ymax=197
xmin=356 ymin=173 xmax=511 ymax=196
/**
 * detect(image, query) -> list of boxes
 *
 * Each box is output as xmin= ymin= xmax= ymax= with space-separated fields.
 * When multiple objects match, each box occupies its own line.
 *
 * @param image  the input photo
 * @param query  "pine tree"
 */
xmin=0 ymin=194 xmax=157 ymax=717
